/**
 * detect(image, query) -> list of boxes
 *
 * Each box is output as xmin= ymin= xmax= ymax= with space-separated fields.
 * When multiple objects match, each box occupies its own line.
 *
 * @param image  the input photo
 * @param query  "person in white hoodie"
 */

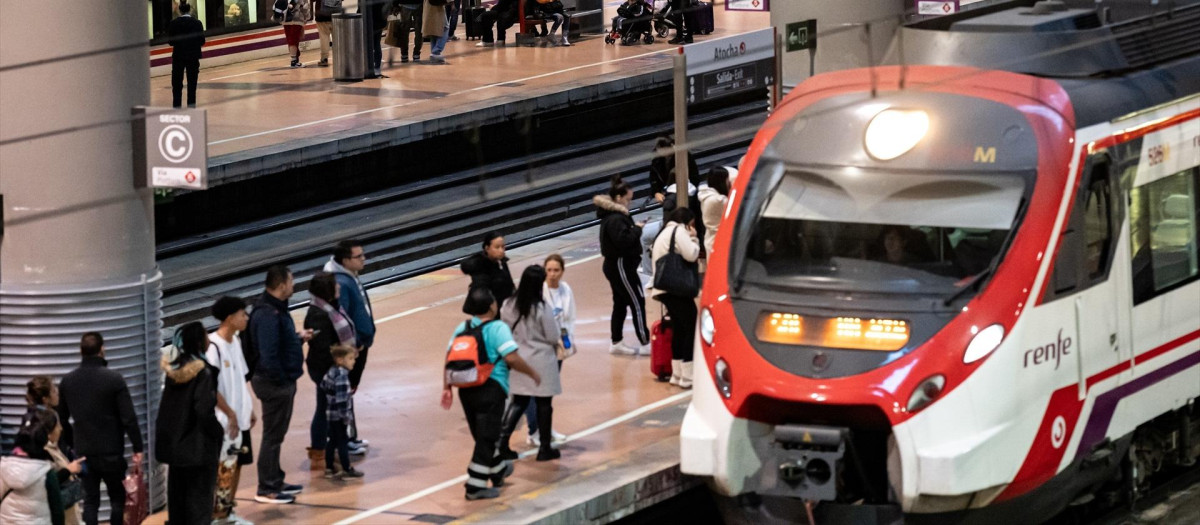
xmin=651 ymin=207 xmax=701 ymax=388
xmin=697 ymin=166 xmax=732 ymax=256
xmin=1 ymin=410 xmax=63 ymax=525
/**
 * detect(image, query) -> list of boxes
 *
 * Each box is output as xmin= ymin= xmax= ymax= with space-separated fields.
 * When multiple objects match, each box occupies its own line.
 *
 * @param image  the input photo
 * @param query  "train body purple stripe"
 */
xmin=1075 ymin=348 xmax=1200 ymax=460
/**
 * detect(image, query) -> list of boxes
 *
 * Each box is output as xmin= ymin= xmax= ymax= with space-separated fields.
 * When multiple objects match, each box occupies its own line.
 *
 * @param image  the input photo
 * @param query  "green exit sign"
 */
xmin=785 ymin=19 xmax=817 ymax=53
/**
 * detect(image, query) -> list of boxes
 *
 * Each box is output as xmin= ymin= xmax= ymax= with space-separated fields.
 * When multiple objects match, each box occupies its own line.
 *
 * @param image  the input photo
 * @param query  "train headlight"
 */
xmin=906 ymin=374 xmax=945 ymax=414
xmin=864 ymin=109 xmax=929 ymax=161
xmin=963 ymin=324 xmax=1005 ymax=364
xmin=714 ymin=358 xmax=732 ymax=399
xmin=700 ymin=307 xmax=715 ymax=346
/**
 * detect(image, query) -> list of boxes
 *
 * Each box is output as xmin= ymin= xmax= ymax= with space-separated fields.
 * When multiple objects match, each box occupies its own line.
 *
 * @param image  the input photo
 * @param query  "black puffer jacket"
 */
xmin=461 ymin=252 xmax=516 ymax=305
xmin=155 ymin=356 xmax=222 ymax=468
xmin=595 ymin=195 xmax=643 ymax=259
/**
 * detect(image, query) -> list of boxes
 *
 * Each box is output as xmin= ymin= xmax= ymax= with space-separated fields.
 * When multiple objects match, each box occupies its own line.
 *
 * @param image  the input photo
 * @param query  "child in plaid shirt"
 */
xmin=322 ymin=345 xmax=364 ymax=480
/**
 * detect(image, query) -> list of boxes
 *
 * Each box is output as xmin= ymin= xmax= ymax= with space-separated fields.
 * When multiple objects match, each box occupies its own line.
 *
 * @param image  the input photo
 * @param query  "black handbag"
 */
xmin=653 ymin=225 xmax=700 ymax=298
xmin=60 ymin=476 xmax=85 ymax=508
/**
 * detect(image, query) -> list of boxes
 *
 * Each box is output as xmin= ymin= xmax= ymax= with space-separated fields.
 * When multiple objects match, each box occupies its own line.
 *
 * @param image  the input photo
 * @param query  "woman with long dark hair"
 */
xmin=651 ymin=207 xmax=701 ymax=388
xmin=498 ymin=265 xmax=564 ymax=461
xmin=595 ymin=175 xmax=650 ymax=355
xmin=156 ymin=322 xmax=222 ymax=525
xmin=304 ymin=272 xmax=359 ymax=469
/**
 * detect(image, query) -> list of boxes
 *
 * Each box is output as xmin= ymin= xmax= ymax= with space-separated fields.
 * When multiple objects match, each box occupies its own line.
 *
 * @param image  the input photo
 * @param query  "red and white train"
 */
xmin=681 ymin=1 xmax=1200 ymax=523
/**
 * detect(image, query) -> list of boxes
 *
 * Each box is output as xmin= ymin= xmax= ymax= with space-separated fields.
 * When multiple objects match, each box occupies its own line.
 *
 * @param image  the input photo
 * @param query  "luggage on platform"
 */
xmin=650 ymin=317 xmax=673 ymax=382
xmin=465 ymin=6 xmax=487 ymax=39
xmin=692 ymin=1 xmax=713 ymax=35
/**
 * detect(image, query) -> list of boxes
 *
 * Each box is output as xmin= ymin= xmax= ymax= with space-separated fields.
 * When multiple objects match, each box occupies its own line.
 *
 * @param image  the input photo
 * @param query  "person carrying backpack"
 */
xmin=441 ymin=287 xmax=541 ymax=500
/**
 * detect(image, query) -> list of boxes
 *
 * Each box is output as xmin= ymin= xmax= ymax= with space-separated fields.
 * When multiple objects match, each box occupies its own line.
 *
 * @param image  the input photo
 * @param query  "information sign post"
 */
xmin=672 ymin=28 xmax=776 ymax=208
xmin=132 ymin=107 xmax=209 ymax=190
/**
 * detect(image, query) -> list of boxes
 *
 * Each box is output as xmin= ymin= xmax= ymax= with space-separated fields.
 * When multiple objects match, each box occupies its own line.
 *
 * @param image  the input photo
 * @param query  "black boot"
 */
xmin=535 ymin=400 xmax=560 ymax=461
xmin=497 ymin=401 xmax=524 ymax=460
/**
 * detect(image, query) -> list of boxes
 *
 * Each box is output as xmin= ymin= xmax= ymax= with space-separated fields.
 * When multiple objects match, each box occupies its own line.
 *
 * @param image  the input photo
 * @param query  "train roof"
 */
xmin=885 ymin=0 xmax=1200 ymax=126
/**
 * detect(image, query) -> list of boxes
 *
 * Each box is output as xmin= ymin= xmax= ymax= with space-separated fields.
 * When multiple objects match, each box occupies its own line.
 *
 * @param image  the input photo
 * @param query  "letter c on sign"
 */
xmin=158 ymin=124 xmax=193 ymax=164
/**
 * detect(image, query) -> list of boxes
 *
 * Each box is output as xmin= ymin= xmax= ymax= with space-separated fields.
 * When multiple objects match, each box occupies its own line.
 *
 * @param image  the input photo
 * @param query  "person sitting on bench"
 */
xmin=477 ymin=0 xmax=520 ymax=46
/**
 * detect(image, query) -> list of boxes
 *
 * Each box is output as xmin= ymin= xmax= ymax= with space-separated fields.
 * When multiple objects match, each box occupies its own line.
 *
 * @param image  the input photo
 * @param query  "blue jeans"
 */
xmin=431 ymin=17 xmax=451 ymax=56
xmin=311 ymin=386 xmax=328 ymax=449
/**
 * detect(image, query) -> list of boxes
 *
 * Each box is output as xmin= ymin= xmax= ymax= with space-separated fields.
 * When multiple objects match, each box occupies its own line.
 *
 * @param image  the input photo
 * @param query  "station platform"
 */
xmin=147 ymin=4 xmax=768 ymax=187
xmin=144 ymin=218 xmax=700 ymax=525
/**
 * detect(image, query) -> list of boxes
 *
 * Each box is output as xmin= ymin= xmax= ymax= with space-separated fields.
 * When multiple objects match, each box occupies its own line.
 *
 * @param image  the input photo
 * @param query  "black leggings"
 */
xmin=504 ymin=395 xmax=553 ymax=450
xmin=658 ymin=294 xmax=696 ymax=362
xmin=603 ymin=256 xmax=650 ymax=345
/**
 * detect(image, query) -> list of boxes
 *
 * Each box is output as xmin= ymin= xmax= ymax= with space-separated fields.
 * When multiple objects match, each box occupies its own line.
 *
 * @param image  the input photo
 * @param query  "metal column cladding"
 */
xmin=0 ymin=0 xmax=163 ymax=518
xmin=0 ymin=276 xmax=165 ymax=514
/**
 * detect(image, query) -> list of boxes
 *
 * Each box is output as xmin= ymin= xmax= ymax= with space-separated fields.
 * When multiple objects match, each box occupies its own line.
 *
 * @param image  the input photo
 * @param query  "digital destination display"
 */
xmin=756 ymin=313 xmax=910 ymax=351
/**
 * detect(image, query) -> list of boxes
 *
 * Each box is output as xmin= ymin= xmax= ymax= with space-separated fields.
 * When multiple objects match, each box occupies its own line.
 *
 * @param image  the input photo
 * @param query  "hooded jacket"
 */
xmin=0 ymin=455 xmax=58 ymax=525
xmin=595 ymin=195 xmax=644 ymax=259
xmin=460 ymin=252 xmax=516 ymax=305
xmin=324 ymin=258 xmax=376 ymax=348
xmin=155 ymin=355 xmax=222 ymax=468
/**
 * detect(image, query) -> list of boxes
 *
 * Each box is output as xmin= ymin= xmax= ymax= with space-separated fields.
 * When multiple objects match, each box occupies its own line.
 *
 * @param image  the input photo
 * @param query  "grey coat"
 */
xmin=501 ymin=299 xmax=562 ymax=397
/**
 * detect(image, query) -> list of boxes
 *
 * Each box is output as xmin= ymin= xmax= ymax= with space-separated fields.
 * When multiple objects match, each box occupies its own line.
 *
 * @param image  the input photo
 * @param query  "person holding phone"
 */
xmin=304 ymin=273 xmax=358 ymax=474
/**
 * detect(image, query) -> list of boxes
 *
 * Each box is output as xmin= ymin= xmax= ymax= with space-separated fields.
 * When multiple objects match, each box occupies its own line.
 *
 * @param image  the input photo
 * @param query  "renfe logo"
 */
xmin=1024 ymin=329 xmax=1073 ymax=370
xmin=714 ymin=42 xmax=748 ymax=61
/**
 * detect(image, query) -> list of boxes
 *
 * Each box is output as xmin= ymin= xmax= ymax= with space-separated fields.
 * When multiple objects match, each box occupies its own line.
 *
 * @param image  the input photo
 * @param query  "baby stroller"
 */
xmin=652 ymin=0 xmax=673 ymax=38
xmin=606 ymin=0 xmax=656 ymax=45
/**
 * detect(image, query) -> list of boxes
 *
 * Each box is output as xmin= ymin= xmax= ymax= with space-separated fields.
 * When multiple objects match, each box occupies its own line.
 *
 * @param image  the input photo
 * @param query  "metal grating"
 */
xmin=0 ymin=272 xmax=166 ymax=518
xmin=1113 ymin=3 xmax=1200 ymax=70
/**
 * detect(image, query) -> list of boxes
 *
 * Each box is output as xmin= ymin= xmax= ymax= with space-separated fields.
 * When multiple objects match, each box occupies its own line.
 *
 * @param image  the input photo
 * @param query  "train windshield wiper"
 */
xmin=942 ymin=266 xmax=993 ymax=307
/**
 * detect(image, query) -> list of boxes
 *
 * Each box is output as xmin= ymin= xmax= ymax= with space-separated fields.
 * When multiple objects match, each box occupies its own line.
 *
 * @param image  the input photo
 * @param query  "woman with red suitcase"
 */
xmin=651 ymin=208 xmax=701 ymax=388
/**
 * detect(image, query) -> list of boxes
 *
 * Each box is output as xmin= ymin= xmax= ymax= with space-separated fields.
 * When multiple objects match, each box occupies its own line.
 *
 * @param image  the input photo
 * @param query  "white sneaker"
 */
xmin=609 ymin=341 xmax=638 ymax=355
xmin=551 ymin=430 xmax=567 ymax=443
xmin=526 ymin=433 xmax=540 ymax=447
xmin=637 ymin=343 xmax=652 ymax=356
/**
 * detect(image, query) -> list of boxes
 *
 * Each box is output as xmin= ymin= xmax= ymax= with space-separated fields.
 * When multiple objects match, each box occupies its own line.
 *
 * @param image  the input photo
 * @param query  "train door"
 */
xmin=1047 ymin=154 xmax=1123 ymax=395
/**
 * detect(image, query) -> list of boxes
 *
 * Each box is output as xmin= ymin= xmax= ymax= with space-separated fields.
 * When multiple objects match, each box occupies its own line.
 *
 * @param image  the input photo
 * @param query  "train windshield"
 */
xmin=739 ymin=169 xmax=1027 ymax=296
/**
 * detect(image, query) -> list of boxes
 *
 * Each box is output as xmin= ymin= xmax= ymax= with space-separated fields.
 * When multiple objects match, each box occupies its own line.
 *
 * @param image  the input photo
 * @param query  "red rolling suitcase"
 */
xmin=692 ymin=1 xmax=714 ymax=35
xmin=650 ymin=316 xmax=674 ymax=382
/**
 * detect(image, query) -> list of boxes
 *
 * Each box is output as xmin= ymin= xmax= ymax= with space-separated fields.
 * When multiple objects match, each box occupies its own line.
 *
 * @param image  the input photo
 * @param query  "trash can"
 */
xmin=333 ymin=13 xmax=366 ymax=82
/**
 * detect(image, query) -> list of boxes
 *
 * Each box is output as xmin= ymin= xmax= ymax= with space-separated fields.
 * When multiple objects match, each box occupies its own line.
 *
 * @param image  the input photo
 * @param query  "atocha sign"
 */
xmin=683 ymin=28 xmax=775 ymax=105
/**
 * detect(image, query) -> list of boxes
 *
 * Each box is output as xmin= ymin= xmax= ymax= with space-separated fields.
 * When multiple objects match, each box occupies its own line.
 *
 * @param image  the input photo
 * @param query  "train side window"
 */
xmin=1130 ymin=168 xmax=1200 ymax=304
xmin=1082 ymin=172 xmax=1114 ymax=280
xmin=1047 ymin=157 xmax=1116 ymax=301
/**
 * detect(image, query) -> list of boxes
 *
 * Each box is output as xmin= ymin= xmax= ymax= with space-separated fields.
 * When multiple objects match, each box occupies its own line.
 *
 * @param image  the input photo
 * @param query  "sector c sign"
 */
xmin=132 ymin=107 xmax=208 ymax=190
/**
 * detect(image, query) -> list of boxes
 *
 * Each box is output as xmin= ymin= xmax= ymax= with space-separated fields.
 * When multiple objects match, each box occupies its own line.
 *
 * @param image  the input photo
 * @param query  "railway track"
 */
xmin=159 ymin=101 xmax=766 ymax=328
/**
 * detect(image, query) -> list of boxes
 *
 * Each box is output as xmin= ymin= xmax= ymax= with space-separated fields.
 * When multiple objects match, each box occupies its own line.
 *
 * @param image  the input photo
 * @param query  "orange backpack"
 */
xmin=444 ymin=320 xmax=498 ymax=388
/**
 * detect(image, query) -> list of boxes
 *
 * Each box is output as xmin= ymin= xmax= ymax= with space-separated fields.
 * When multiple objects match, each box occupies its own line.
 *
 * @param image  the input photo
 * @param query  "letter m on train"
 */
xmin=974 ymin=146 xmax=997 ymax=164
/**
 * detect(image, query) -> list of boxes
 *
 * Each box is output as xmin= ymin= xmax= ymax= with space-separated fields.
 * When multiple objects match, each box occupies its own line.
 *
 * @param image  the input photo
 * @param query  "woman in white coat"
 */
xmin=651 ymin=207 xmax=702 ymax=388
xmin=498 ymin=265 xmax=564 ymax=461
xmin=697 ymin=166 xmax=732 ymax=255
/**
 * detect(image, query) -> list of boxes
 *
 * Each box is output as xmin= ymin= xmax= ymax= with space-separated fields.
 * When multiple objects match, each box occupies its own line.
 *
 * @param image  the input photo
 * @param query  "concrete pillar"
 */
xmin=0 ymin=0 xmax=163 ymax=517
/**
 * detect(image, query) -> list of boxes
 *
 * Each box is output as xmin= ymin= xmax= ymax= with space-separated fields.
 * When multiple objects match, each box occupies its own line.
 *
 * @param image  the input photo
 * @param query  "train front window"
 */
xmin=740 ymin=169 xmax=1027 ymax=296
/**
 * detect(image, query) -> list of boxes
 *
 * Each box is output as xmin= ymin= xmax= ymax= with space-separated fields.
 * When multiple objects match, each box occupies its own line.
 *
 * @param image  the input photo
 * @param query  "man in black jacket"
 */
xmin=167 ymin=2 xmax=205 ymax=108
xmin=246 ymin=265 xmax=312 ymax=504
xmin=58 ymin=332 xmax=145 ymax=525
